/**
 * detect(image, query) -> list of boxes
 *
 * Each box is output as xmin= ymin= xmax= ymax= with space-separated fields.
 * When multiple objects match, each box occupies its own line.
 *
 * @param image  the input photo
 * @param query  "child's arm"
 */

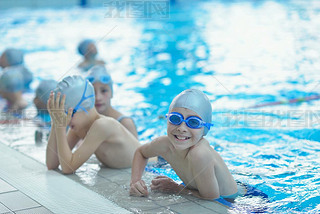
xmin=46 ymin=92 xmax=80 ymax=170
xmin=55 ymin=118 xmax=113 ymax=174
xmin=130 ymin=145 xmax=149 ymax=196
xmin=130 ymin=136 xmax=170 ymax=197
xmin=46 ymin=124 xmax=59 ymax=169
xmin=46 ymin=125 xmax=81 ymax=170
xmin=151 ymin=149 xmax=220 ymax=200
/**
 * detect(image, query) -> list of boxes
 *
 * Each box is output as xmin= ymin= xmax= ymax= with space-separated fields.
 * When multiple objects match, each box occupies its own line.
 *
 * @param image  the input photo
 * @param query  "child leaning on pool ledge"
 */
xmin=46 ymin=75 xmax=140 ymax=174
xmin=130 ymin=89 xmax=238 ymax=200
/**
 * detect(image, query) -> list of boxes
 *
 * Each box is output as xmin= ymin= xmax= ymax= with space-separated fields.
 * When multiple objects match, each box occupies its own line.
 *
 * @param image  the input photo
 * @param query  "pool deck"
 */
xmin=0 ymin=142 xmax=229 ymax=214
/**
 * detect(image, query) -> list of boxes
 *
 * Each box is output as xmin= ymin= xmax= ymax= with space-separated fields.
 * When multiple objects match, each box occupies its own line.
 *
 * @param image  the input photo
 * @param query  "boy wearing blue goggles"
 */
xmin=166 ymin=112 xmax=213 ymax=130
xmin=130 ymin=89 xmax=238 ymax=201
xmin=86 ymin=65 xmax=138 ymax=139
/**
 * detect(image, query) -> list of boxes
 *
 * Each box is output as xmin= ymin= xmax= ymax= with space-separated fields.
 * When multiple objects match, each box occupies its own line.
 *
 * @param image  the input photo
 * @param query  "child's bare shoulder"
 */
xmin=90 ymin=117 xmax=120 ymax=133
xmin=94 ymin=115 xmax=117 ymax=124
xmin=152 ymin=135 xmax=170 ymax=144
xmin=188 ymin=138 xmax=215 ymax=161
xmin=149 ymin=136 xmax=171 ymax=154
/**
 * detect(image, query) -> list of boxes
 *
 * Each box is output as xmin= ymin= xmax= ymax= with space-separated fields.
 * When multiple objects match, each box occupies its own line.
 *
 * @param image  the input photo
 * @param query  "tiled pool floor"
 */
xmin=0 ymin=142 xmax=229 ymax=214
xmin=0 ymin=178 xmax=52 ymax=214
xmin=67 ymin=167 xmax=229 ymax=214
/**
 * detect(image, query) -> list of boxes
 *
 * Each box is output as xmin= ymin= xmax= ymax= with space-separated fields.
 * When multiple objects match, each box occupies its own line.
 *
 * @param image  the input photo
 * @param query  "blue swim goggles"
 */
xmin=87 ymin=75 xmax=111 ymax=84
xmin=166 ymin=112 xmax=213 ymax=130
xmin=66 ymin=80 xmax=95 ymax=117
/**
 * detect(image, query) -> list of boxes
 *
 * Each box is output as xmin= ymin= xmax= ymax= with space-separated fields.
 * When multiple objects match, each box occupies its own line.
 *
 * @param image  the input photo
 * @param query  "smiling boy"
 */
xmin=130 ymin=89 xmax=238 ymax=200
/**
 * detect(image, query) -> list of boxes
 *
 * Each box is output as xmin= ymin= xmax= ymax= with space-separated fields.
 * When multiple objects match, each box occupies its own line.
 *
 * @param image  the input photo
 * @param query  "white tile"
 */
xmin=15 ymin=206 xmax=53 ymax=214
xmin=0 ymin=191 xmax=40 ymax=212
xmin=0 ymin=179 xmax=16 ymax=194
xmin=194 ymin=200 xmax=230 ymax=214
xmin=141 ymin=207 xmax=178 ymax=214
xmin=170 ymin=201 xmax=220 ymax=214
xmin=0 ymin=203 xmax=11 ymax=213
xmin=0 ymin=143 xmax=130 ymax=214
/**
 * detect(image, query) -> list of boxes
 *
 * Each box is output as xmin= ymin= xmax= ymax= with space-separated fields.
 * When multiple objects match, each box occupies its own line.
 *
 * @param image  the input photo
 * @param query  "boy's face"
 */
xmin=93 ymin=82 xmax=112 ymax=114
xmin=69 ymin=110 xmax=88 ymax=131
xmin=87 ymin=43 xmax=97 ymax=58
xmin=167 ymin=107 xmax=204 ymax=150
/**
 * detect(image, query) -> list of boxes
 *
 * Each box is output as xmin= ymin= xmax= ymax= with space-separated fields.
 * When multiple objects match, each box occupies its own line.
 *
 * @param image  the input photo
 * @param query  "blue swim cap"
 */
xmin=87 ymin=65 xmax=113 ymax=94
xmin=55 ymin=75 xmax=95 ymax=113
xmin=36 ymin=79 xmax=58 ymax=104
xmin=169 ymin=89 xmax=213 ymax=136
xmin=15 ymin=65 xmax=33 ymax=90
xmin=4 ymin=48 xmax=24 ymax=66
xmin=0 ymin=67 xmax=24 ymax=92
xmin=78 ymin=39 xmax=94 ymax=56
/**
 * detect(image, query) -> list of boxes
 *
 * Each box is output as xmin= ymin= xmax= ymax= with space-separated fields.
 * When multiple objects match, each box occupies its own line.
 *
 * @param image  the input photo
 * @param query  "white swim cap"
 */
xmin=87 ymin=65 xmax=113 ymax=94
xmin=55 ymin=75 xmax=95 ymax=113
xmin=36 ymin=79 xmax=57 ymax=104
xmin=169 ymin=89 xmax=213 ymax=135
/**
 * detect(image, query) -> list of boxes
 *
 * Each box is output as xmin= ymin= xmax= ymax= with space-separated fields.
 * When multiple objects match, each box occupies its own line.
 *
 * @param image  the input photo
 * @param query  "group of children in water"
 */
xmin=0 ymin=40 xmax=246 ymax=202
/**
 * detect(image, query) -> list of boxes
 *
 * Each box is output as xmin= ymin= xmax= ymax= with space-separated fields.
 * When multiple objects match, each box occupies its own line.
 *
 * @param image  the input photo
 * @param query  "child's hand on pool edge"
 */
xmin=130 ymin=180 xmax=149 ymax=197
xmin=47 ymin=91 xmax=72 ymax=128
xmin=150 ymin=176 xmax=183 ymax=194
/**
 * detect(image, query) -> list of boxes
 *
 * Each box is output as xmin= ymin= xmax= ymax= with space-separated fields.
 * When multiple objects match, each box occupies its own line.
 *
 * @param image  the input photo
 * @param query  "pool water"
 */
xmin=1 ymin=0 xmax=320 ymax=213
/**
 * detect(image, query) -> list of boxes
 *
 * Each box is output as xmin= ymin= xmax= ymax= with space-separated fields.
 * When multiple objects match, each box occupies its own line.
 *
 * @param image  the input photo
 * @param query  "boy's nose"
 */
xmin=177 ymin=122 xmax=188 ymax=132
xmin=95 ymin=92 xmax=102 ymax=100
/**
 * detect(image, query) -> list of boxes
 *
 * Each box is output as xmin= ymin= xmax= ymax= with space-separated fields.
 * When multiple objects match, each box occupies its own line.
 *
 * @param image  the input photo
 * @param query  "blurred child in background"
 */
xmin=34 ymin=79 xmax=57 ymax=143
xmin=34 ymin=79 xmax=58 ymax=124
xmin=0 ymin=67 xmax=28 ymax=112
xmin=0 ymin=48 xmax=33 ymax=90
xmin=77 ymin=39 xmax=105 ymax=72
xmin=87 ymin=65 xmax=138 ymax=138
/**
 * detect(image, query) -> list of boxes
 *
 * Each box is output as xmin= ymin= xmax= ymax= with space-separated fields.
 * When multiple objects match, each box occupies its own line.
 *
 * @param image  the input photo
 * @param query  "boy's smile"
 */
xmin=167 ymin=107 xmax=204 ymax=150
xmin=174 ymin=135 xmax=191 ymax=141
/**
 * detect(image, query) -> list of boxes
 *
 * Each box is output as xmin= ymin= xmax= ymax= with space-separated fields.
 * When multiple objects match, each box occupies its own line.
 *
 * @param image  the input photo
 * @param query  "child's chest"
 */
xmin=165 ymin=155 xmax=197 ymax=189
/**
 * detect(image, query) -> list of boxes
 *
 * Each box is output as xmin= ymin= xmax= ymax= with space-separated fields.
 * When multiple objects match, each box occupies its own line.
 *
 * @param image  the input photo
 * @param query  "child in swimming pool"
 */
xmin=0 ymin=48 xmax=33 ymax=90
xmin=87 ymin=65 xmax=138 ymax=139
xmin=46 ymin=75 xmax=140 ymax=174
xmin=130 ymin=89 xmax=238 ymax=200
xmin=77 ymin=39 xmax=105 ymax=72
xmin=0 ymin=67 xmax=28 ymax=112
xmin=33 ymin=79 xmax=57 ymax=142
xmin=34 ymin=79 xmax=58 ymax=124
